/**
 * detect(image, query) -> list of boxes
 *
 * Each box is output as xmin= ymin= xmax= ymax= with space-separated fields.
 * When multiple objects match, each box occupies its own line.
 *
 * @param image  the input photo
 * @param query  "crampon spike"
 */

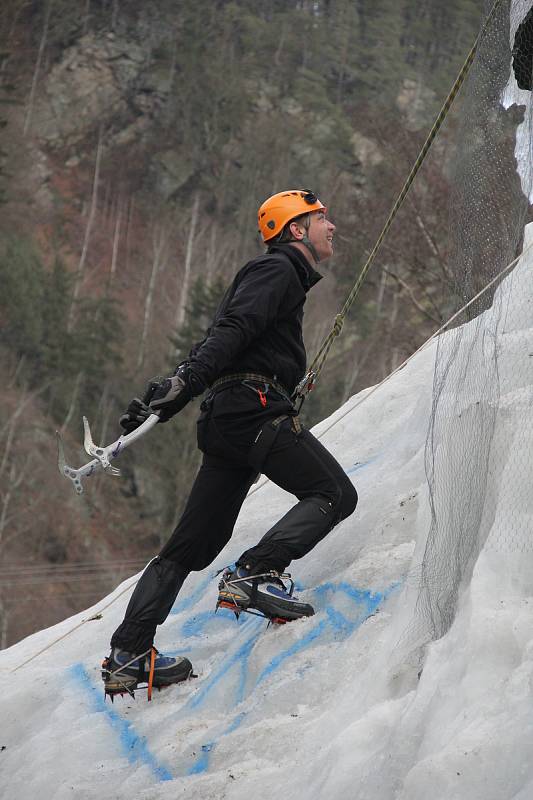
xmin=216 ymin=598 xmax=242 ymax=619
xmin=216 ymin=596 xmax=289 ymax=625
xmin=104 ymin=687 xmax=135 ymax=701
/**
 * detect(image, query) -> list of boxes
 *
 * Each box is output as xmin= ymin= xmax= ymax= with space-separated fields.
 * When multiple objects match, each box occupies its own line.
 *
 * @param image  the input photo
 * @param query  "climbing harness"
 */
xmin=248 ymin=414 xmax=302 ymax=472
xmin=211 ymin=372 xmax=301 ymax=471
xmin=211 ymin=372 xmax=291 ymax=402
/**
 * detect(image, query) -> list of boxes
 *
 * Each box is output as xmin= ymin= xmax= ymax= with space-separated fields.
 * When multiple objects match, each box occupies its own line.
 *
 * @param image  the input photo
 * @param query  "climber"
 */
xmin=101 ymin=189 xmax=358 ymax=698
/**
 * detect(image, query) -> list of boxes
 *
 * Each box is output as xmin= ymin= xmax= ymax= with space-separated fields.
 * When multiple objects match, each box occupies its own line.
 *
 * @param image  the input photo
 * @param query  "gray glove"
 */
xmin=119 ymin=364 xmax=204 ymax=434
xmin=149 ymin=367 xmax=192 ymax=422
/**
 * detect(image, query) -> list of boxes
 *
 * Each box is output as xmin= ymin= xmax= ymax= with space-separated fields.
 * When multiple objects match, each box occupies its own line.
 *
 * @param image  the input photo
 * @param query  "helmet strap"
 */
xmin=300 ymin=234 xmax=320 ymax=263
xmin=299 ymin=214 xmax=320 ymax=263
xmin=283 ymin=213 xmax=320 ymax=263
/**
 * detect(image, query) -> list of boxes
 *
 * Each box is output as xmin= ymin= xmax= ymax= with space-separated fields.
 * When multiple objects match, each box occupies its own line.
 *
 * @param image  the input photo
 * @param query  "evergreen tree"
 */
xmin=170 ymin=276 xmax=227 ymax=366
xmin=0 ymin=237 xmax=123 ymax=423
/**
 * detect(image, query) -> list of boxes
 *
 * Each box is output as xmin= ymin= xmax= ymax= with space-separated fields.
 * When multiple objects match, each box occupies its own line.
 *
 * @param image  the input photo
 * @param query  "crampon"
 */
xmin=101 ymin=647 xmax=195 ymax=702
xmin=216 ymin=566 xmax=314 ymax=624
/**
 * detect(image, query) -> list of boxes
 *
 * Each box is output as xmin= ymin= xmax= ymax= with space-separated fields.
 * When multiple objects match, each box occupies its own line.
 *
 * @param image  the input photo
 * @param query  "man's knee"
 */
xmin=318 ymin=476 xmax=357 ymax=524
xmin=336 ymin=480 xmax=358 ymax=521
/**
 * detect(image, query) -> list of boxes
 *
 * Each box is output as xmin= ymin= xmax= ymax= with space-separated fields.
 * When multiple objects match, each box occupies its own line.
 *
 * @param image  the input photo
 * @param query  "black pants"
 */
xmin=111 ymin=387 xmax=358 ymax=653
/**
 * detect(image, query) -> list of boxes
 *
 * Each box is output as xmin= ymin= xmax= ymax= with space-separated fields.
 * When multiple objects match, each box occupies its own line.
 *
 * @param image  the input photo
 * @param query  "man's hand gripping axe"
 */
xmin=56 ymin=385 xmax=160 ymax=495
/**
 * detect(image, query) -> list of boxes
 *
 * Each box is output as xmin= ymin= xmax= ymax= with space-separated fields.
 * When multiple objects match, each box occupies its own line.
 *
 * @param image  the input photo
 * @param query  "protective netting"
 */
xmin=513 ymin=4 xmax=533 ymax=88
xmin=401 ymin=0 xmax=533 ymax=661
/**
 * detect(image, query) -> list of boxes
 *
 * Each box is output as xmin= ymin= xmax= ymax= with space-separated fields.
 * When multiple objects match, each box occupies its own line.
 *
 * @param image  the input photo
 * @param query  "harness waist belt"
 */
xmin=210 ymin=373 xmax=291 ymax=399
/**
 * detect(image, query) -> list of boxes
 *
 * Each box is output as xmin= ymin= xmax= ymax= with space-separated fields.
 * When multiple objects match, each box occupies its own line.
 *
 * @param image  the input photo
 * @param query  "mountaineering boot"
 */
xmin=102 ymin=647 xmax=193 ymax=698
xmin=217 ymin=566 xmax=314 ymax=623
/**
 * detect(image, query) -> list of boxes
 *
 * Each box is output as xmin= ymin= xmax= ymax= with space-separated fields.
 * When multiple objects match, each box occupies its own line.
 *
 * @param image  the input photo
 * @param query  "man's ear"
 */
xmin=289 ymin=220 xmax=304 ymax=240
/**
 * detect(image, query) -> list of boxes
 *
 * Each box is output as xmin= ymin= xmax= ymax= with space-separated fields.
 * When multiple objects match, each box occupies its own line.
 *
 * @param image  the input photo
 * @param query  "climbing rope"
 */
xmin=313 ymin=237 xmax=532 ymax=442
xmin=295 ymin=0 xmax=505 ymax=403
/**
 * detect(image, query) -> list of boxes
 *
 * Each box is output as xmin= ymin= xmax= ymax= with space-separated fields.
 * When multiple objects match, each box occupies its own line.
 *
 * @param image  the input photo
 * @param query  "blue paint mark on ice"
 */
xmin=180 ymin=607 xmax=247 ymax=639
xmin=185 ymin=617 xmax=263 ymax=711
xmin=254 ymin=582 xmax=395 ymax=688
xmin=185 ymin=579 xmax=400 ymax=776
xmin=69 ymin=663 xmax=173 ymax=782
xmin=70 ymin=567 xmax=399 ymax=783
xmin=187 ymin=712 xmax=248 ymax=776
xmin=256 ymin=619 xmax=328 ymax=686
xmin=346 ymin=455 xmax=379 ymax=475
xmin=189 ymin=742 xmax=214 ymax=775
xmin=314 ymin=581 xmax=388 ymax=610
xmin=170 ymin=572 xmax=215 ymax=616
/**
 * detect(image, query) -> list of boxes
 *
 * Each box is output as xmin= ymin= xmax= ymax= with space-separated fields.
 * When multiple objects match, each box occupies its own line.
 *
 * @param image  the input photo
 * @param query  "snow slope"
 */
xmin=2 ymin=228 xmax=533 ymax=799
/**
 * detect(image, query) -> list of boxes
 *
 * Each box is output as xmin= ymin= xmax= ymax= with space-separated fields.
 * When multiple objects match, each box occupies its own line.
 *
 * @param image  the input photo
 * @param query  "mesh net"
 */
xmin=399 ymin=0 xmax=533 ymax=663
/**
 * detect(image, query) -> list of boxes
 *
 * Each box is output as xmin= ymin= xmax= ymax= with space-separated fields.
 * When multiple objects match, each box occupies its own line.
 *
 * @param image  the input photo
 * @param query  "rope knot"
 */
xmin=333 ymin=314 xmax=344 ymax=337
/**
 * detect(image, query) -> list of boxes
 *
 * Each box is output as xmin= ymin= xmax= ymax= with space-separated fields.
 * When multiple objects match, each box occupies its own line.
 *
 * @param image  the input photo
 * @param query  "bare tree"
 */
xmin=23 ymin=0 xmax=51 ymax=136
xmin=383 ymin=267 xmax=441 ymax=325
xmin=111 ymin=0 xmax=120 ymax=30
xmin=7 ymin=355 xmax=26 ymax=390
xmin=124 ymin=195 xmax=135 ymax=276
xmin=0 ymin=387 xmax=46 ymax=559
xmin=0 ymin=462 xmax=27 ymax=554
xmin=68 ymin=129 xmax=103 ymax=331
xmin=60 ymin=371 xmax=83 ymax=434
xmin=82 ymin=0 xmax=91 ymax=35
xmin=137 ymin=222 xmax=169 ymax=370
xmin=173 ymin=194 xmax=200 ymax=344
xmin=0 ymin=384 xmax=48 ymax=480
xmin=205 ymin=224 xmax=218 ymax=281
xmin=108 ymin=196 xmax=123 ymax=289
xmin=93 ymin=382 xmax=114 ymax=498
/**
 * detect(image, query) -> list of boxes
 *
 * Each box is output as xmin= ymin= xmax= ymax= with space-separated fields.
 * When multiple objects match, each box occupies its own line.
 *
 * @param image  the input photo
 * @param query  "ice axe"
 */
xmin=56 ymin=384 xmax=160 ymax=495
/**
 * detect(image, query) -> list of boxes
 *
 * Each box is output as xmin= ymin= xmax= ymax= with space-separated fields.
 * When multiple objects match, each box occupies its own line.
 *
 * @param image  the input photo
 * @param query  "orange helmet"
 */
xmin=258 ymin=189 xmax=326 ymax=242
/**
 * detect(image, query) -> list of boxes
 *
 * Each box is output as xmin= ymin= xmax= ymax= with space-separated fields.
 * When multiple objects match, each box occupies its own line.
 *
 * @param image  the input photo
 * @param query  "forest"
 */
xmin=0 ymin=0 xmax=484 ymax=646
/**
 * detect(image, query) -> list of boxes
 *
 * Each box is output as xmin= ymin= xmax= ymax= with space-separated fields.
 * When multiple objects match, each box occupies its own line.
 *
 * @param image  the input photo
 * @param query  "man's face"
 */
xmin=290 ymin=210 xmax=336 ymax=262
xmin=307 ymin=210 xmax=336 ymax=261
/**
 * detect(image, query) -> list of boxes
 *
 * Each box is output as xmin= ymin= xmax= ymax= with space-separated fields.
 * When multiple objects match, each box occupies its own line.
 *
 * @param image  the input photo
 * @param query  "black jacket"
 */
xmin=187 ymin=244 xmax=322 ymax=395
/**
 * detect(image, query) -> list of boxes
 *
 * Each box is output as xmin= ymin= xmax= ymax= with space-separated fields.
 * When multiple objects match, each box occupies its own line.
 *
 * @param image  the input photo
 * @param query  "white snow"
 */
xmin=2 ymin=222 xmax=533 ymax=799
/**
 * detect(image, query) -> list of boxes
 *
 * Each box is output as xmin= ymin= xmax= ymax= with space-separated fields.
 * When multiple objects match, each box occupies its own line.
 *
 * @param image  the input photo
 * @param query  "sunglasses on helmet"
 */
xmin=301 ymin=190 xmax=318 ymax=205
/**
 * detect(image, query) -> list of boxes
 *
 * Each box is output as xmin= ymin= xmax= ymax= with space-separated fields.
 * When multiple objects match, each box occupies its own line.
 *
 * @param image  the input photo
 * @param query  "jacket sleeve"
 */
xmin=187 ymin=258 xmax=295 ymax=389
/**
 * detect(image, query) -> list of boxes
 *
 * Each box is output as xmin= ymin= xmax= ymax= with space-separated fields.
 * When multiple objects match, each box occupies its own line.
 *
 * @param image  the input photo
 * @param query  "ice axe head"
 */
xmin=56 ymin=430 xmax=87 ymax=494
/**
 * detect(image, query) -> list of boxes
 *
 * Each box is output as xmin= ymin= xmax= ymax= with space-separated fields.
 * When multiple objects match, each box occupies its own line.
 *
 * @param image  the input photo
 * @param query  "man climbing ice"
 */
xmin=102 ymin=189 xmax=358 ymax=698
